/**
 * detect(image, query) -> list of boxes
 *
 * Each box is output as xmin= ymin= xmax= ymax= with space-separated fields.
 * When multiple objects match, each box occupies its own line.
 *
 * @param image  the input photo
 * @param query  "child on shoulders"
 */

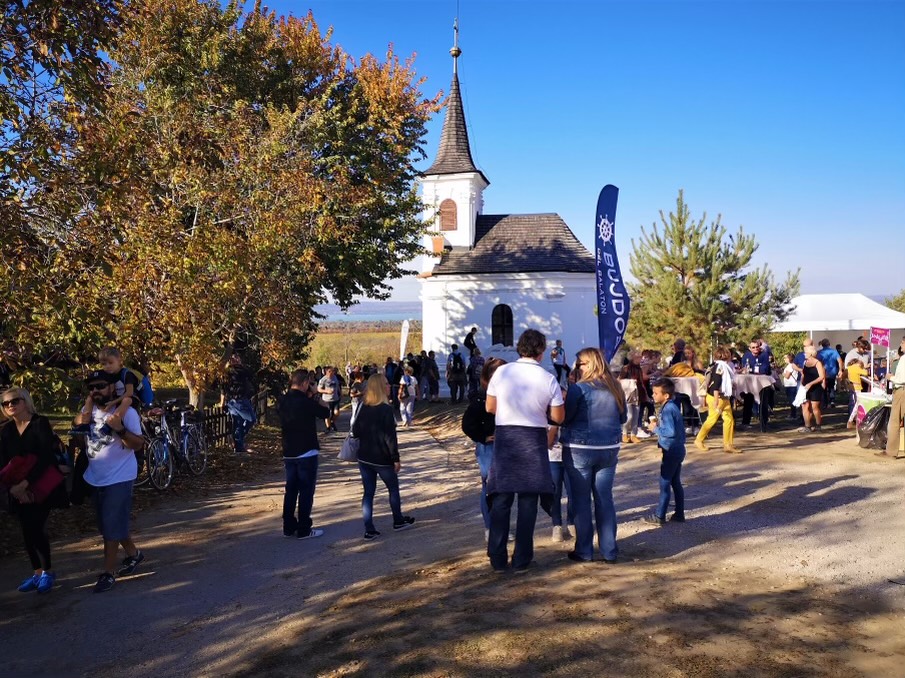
xmin=98 ymin=347 xmax=141 ymax=435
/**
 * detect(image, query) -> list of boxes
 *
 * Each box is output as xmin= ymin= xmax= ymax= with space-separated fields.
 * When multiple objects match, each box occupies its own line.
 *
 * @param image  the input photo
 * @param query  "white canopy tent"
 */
xmin=773 ymin=294 xmax=905 ymax=336
xmin=773 ymin=295 xmax=905 ymax=379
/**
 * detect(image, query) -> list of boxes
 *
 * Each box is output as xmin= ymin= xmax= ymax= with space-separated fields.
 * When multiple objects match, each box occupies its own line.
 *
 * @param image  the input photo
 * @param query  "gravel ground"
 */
xmin=0 ymin=404 xmax=903 ymax=677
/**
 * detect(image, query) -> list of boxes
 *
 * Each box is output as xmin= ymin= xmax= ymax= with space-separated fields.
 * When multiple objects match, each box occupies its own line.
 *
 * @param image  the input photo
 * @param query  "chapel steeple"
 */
xmin=423 ymin=19 xmax=489 ymax=184
xmin=418 ymin=19 xmax=489 ymax=262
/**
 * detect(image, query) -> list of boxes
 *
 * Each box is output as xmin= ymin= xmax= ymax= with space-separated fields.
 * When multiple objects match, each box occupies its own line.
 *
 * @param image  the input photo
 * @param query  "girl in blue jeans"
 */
xmin=547 ymin=426 xmax=574 ymax=542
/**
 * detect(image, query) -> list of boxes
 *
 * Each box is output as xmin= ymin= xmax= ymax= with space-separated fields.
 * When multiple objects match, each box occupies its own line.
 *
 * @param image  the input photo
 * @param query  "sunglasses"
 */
xmin=1 ymin=397 xmax=22 ymax=408
xmin=88 ymin=383 xmax=109 ymax=391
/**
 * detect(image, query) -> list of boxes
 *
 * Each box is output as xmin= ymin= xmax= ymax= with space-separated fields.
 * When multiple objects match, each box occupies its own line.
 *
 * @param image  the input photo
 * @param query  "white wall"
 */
xmin=420 ymin=272 xmax=599 ymax=368
xmin=418 ymin=172 xmax=488 ymax=266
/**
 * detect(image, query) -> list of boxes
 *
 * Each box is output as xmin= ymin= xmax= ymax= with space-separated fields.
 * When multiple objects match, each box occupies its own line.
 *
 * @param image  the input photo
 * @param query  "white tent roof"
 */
xmin=773 ymin=294 xmax=905 ymax=333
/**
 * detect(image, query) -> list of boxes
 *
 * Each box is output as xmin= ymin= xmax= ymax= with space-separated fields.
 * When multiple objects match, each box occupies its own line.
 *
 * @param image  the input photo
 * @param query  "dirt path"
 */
xmin=1 ymin=406 xmax=903 ymax=677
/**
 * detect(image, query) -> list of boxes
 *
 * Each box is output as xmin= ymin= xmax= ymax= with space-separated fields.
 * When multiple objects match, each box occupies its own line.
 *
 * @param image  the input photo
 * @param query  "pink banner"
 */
xmin=870 ymin=327 xmax=891 ymax=348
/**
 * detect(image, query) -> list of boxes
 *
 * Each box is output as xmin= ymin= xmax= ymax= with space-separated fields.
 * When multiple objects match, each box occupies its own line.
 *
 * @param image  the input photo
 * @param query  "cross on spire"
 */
xmin=451 ymin=18 xmax=461 ymax=74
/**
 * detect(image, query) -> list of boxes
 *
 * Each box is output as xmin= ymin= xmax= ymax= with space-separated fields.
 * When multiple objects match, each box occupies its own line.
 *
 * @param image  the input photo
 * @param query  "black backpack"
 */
xmin=451 ymin=352 xmax=465 ymax=375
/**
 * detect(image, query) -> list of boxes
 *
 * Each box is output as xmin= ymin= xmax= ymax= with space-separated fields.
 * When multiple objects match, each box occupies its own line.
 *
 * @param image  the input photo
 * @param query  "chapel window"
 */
xmin=439 ymin=199 xmax=457 ymax=231
xmin=491 ymin=304 xmax=513 ymax=347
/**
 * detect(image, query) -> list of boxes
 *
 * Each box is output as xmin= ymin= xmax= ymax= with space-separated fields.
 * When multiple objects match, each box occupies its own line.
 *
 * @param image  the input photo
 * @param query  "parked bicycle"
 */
xmin=143 ymin=400 xmax=208 ymax=491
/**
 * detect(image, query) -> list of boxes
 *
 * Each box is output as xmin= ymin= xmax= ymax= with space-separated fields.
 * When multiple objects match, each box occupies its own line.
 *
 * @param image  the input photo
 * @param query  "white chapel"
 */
xmin=418 ymin=31 xmax=598 ymax=364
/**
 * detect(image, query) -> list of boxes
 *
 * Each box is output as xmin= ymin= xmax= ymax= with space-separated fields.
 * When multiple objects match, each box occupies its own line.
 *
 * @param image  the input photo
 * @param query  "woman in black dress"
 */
xmin=799 ymin=345 xmax=826 ymax=433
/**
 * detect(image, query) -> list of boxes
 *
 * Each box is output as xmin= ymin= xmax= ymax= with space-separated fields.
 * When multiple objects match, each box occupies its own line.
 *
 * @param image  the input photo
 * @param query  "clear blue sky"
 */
xmin=256 ymin=0 xmax=905 ymax=302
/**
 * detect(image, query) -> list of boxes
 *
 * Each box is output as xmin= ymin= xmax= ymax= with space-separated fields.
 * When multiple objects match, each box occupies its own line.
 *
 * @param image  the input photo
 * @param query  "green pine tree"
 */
xmin=627 ymin=190 xmax=800 ymax=356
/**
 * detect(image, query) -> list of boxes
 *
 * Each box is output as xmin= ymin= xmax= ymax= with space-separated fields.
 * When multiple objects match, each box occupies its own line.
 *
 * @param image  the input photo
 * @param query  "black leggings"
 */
xmin=18 ymin=502 xmax=52 ymax=570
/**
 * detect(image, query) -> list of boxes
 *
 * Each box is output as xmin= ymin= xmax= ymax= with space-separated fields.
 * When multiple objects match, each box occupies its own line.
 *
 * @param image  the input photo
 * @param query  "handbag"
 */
xmin=338 ymin=435 xmax=359 ymax=462
xmin=0 ymin=454 xmax=34 ymax=487
xmin=0 ymin=454 xmax=65 ymax=503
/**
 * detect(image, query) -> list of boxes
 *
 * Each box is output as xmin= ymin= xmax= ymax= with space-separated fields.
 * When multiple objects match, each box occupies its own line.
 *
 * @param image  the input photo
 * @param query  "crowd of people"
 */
xmin=458 ymin=330 xmax=692 ymax=570
xmin=456 ymin=330 xmax=902 ymax=571
xmin=2 ymin=329 xmax=902 ymax=591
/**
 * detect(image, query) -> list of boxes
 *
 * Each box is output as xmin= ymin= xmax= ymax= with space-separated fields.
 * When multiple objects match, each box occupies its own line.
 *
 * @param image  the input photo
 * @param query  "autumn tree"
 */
xmin=627 ymin=190 xmax=800 ymax=354
xmin=48 ymin=0 xmax=439 ymax=404
xmin=0 ymin=0 xmax=122 ymax=375
xmin=886 ymin=289 xmax=905 ymax=314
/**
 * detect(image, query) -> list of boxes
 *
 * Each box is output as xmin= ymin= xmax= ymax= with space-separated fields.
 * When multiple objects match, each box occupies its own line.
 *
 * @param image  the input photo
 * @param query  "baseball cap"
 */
xmin=85 ymin=369 xmax=117 ymax=385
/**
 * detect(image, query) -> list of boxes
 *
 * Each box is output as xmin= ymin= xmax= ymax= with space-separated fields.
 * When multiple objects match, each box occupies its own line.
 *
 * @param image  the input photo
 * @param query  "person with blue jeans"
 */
xmin=645 ymin=380 xmax=686 ymax=525
xmin=397 ymin=366 xmax=418 ymax=427
xmin=548 ymin=436 xmax=575 ymax=542
xmin=461 ymin=358 xmax=506 ymax=540
xmin=351 ymin=374 xmax=415 ymax=539
xmin=561 ymin=347 xmax=627 ymax=564
xmin=278 ymin=370 xmax=331 ymax=539
xmin=817 ymin=338 xmax=843 ymax=408
xmin=223 ymin=354 xmax=256 ymax=454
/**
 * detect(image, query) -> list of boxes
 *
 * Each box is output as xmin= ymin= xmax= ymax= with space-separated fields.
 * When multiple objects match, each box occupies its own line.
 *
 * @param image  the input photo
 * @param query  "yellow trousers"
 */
xmin=697 ymin=394 xmax=735 ymax=448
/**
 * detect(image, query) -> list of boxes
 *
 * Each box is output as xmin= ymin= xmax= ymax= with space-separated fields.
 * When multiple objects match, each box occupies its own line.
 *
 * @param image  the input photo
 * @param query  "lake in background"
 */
xmin=314 ymin=301 xmax=421 ymax=323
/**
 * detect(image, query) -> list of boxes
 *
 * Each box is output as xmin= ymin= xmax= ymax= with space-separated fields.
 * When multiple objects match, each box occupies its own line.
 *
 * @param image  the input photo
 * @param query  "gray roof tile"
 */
xmin=431 ymin=213 xmax=595 ymax=275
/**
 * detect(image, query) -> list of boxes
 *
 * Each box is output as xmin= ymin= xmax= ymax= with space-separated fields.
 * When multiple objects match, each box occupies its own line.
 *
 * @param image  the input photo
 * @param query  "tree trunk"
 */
xmin=176 ymin=354 xmax=205 ymax=409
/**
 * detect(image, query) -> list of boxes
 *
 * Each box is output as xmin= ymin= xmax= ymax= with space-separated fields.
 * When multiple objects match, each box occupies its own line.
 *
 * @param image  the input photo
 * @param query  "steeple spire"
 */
xmin=451 ymin=18 xmax=461 ymax=74
xmin=422 ymin=17 xmax=489 ymax=184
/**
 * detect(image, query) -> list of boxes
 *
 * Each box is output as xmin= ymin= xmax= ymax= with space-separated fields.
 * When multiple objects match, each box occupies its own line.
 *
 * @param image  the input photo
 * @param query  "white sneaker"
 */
xmin=635 ymin=429 xmax=651 ymax=439
xmin=563 ymin=525 xmax=574 ymax=539
xmin=298 ymin=528 xmax=324 ymax=540
xmin=551 ymin=526 xmax=563 ymax=542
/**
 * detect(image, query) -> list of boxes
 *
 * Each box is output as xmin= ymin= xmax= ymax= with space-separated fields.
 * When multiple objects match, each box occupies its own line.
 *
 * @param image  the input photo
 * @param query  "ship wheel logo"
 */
xmin=597 ymin=215 xmax=614 ymax=244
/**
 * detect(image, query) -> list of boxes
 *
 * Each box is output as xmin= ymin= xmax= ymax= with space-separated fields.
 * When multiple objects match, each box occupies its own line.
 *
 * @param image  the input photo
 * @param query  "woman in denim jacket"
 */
xmin=561 ymin=348 xmax=627 ymax=564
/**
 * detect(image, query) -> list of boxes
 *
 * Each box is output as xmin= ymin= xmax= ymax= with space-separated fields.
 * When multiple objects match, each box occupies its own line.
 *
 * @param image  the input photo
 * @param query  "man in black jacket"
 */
xmin=278 ymin=369 xmax=331 ymax=539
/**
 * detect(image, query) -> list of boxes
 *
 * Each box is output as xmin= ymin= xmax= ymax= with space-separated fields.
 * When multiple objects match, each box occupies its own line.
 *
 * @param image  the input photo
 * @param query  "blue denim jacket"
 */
xmin=560 ymin=381 xmax=627 ymax=447
xmin=656 ymin=399 xmax=686 ymax=455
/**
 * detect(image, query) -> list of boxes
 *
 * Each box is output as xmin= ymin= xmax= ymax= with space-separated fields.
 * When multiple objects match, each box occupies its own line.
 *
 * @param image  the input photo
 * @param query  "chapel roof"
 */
xmin=422 ymin=73 xmax=489 ymax=185
xmin=431 ymin=213 xmax=596 ymax=276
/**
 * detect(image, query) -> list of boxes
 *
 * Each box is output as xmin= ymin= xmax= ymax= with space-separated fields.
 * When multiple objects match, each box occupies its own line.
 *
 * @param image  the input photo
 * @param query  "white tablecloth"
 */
xmin=667 ymin=376 xmax=704 ymax=410
xmin=733 ymin=374 xmax=776 ymax=404
xmin=666 ymin=374 xmax=776 ymax=409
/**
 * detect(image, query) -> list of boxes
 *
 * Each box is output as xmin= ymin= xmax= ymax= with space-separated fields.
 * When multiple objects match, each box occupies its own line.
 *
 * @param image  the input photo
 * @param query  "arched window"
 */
xmin=492 ymin=304 xmax=513 ymax=347
xmin=439 ymin=199 xmax=457 ymax=231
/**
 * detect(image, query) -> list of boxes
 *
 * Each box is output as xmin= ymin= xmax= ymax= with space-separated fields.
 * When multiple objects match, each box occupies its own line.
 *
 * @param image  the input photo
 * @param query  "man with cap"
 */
xmin=73 ymin=369 xmax=146 ymax=593
xmin=669 ymin=339 xmax=687 ymax=366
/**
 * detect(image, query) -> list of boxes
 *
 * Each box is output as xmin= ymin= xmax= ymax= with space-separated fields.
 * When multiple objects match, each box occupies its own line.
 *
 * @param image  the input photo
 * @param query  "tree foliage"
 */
xmin=1 ymin=0 xmax=440 ymax=405
xmin=627 ymin=190 xmax=800 ymax=355
xmin=885 ymin=289 xmax=905 ymax=314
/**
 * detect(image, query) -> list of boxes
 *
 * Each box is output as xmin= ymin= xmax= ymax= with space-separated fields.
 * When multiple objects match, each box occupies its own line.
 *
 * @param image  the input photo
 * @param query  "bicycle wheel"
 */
xmin=147 ymin=437 xmax=174 ymax=491
xmin=184 ymin=428 xmax=207 ymax=476
xmin=134 ymin=449 xmax=150 ymax=487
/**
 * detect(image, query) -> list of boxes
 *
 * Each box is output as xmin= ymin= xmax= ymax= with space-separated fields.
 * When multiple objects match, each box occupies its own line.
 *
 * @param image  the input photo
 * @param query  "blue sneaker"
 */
xmin=17 ymin=574 xmax=40 ymax=592
xmin=36 ymin=571 xmax=55 ymax=593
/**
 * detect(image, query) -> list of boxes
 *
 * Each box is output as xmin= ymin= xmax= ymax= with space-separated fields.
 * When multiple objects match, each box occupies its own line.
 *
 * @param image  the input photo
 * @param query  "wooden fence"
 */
xmin=201 ymin=390 xmax=269 ymax=448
